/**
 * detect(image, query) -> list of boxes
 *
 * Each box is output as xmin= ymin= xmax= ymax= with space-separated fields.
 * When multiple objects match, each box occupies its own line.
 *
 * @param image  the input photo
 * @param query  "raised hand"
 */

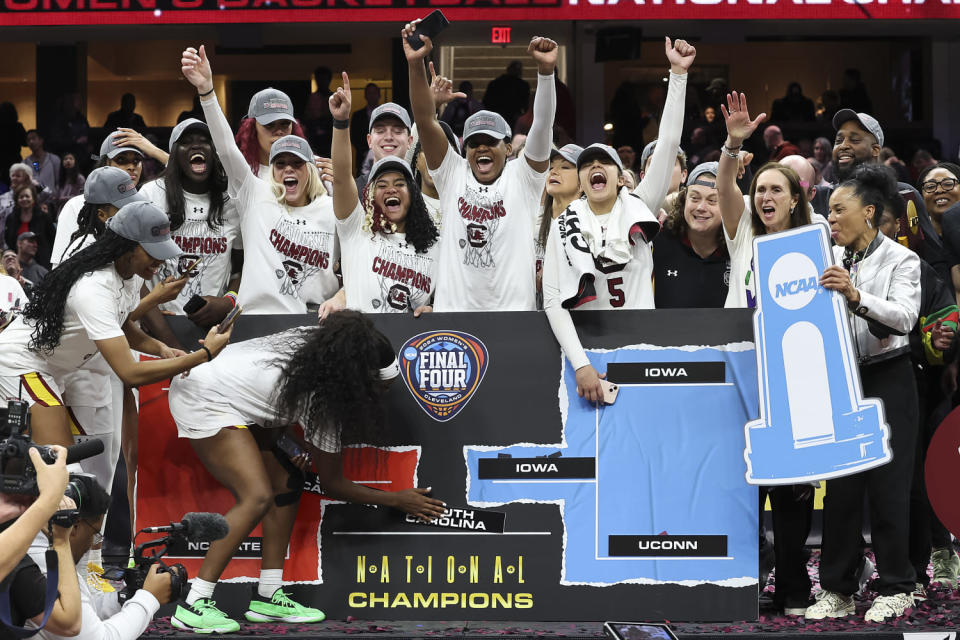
xmin=527 ymin=36 xmax=558 ymax=74
xmin=181 ymin=45 xmax=213 ymax=94
xmin=328 ymin=72 xmax=352 ymax=121
xmin=401 ymin=20 xmax=433 ymax=62
xmin=664 ymin=37 xmax=696 ymax=74
xmin=720 ymin=91 xmax=767 ymax=145
xmin=429 ymin=62 xmax=466 ymax=111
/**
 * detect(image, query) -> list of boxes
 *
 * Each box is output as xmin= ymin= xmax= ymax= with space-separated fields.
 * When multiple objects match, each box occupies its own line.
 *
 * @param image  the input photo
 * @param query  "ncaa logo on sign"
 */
xmin=399 ymin=331 xmax=489 ymax=422
xmin=768 ymin=252 xmax=820 ymax=311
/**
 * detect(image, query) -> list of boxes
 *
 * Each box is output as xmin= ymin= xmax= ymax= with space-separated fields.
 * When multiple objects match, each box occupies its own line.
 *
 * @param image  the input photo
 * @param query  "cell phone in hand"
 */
xmin=600 ymin=379 xmax=620 ymax=405
xmin=217 ymin=304 xmax=242 ymax=334
xmin=183 ymin=295 xmax=207 ymax=314
xmin=406 ymin=10 xmax=450 ymax=51
xmin=277 ymin=434 xmax=304 ymax=459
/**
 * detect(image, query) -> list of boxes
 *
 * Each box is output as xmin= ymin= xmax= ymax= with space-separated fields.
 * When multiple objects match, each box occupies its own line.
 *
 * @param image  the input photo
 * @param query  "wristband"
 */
xmin=224 ymin=291 xmax=238 ymax=308
xmin=721 ymin=144 xmax=741 ymax=159
xmin=333 ymin=118 xmax=349 ymax=130
xmin=198 ymin=87 xmax=215 ymax=98
xmin=200 ymin=346 xmax=212 ymax=361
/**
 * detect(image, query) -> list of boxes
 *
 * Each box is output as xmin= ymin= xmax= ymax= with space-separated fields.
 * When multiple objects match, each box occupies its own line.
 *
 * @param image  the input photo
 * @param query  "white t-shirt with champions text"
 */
xmin=139 ymin=181 xmax=242 ymax=314
xmin=0 ymin=265 xmax=142 ymax=380
xmin=201 ymin=93 xmax=340 ymax=314
xmin=429 ymin=150 xmax=547 ymax=312
xmin=337 ymin=202 xmax=437 ymax=313
xmin=168 ymin=330 xmax=340 ymax=451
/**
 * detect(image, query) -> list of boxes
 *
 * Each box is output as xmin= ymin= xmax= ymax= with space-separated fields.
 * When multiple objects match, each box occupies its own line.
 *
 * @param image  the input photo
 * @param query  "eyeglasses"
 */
xmin=81 ymin=520 xmax=103 ymax=546
xmin=921 ymin=178 xmax=958 ymax=194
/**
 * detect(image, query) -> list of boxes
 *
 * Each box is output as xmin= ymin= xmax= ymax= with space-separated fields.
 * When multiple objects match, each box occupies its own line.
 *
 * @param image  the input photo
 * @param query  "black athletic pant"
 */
xmin=820 ymin=354 xmax=918 ymax=597
xmin=761 ymin=485 xmax=814 ymax=607
xmin=909 ymin=362 xmax=955 ymax=584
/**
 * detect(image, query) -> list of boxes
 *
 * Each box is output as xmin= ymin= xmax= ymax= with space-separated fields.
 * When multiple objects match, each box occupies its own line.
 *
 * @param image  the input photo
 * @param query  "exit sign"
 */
xmin=491 ymin=26 xmax=512 ymax=45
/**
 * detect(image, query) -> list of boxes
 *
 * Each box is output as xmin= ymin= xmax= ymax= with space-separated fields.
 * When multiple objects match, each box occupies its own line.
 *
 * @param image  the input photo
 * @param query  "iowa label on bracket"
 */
xmin=399 ymin=331 xmax=489 ymax=422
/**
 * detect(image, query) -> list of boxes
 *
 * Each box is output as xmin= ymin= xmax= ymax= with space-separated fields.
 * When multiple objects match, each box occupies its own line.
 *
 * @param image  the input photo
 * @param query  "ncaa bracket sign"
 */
xmin=138 ymin=310 xmax=758 ymax=621
xmin=744 ymin=223 xmax=891 ymax=485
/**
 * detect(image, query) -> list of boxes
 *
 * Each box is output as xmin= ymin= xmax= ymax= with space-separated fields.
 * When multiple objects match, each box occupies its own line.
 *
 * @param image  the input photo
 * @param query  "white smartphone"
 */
xmin=600 ymin=379 xmax=620 ymax=405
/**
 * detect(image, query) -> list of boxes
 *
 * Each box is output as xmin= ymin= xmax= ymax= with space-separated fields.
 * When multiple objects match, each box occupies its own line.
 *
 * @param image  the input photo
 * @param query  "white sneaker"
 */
xmin=804 ymin=591 xmax=855 ymax=619
xmin=864 ymin=593 xmax=913 ymax=622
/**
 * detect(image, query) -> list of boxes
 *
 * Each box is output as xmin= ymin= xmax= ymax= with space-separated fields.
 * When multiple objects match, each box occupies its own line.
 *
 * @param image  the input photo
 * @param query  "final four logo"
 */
xmin=399 ymin=331 xmax=489 ymax=422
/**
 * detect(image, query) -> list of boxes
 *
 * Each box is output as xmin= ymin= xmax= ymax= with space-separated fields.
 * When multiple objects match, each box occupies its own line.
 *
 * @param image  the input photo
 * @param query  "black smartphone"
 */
xmin=183 ymin=295 xmax=207 ymax=314
xmin=406 ymin=10 xmax=450 ymax=51
xmin=277 ymin=434 xmax=304 ymax=459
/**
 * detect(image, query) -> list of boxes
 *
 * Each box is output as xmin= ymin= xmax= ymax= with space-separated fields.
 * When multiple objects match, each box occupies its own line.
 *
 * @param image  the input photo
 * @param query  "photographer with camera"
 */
xmin=0 ymin=446 xmax=82 ymax=639
xmin=32 ymin=477 xmax=171 ymax=640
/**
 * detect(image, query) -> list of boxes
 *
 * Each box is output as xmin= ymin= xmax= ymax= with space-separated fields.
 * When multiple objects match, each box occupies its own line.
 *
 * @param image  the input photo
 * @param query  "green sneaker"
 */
xmin=931 ymin=547 xmax=960 ymax=591
xmin=171 ymin=598 xmax=241 ymax=634
xmin=245 ymin=588 xmax=326 ymax=623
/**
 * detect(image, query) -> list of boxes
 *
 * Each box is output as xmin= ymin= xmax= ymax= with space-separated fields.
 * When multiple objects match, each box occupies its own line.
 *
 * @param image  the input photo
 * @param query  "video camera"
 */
xmin=0 ymin=399 xmax=105 ymax=497
xmin=117 ymin=513 xmax=228 ymax=603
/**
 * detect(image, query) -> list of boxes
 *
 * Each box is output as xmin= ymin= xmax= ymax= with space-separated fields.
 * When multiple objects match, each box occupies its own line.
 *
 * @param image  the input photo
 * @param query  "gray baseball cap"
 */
xmin=369 ymin=156 xmax=414 ymax=183
xmin=369 ymin=103 xmax=412 ymax=133
xmin=100 ymin=133 xmax=144 ymax=160
xmin=106 ymin=201 xmax=182 ymax=261
xmin=247 ymin=88 xmax=296 ymax=126
xmin=832 ymin=109 xmax=884 ymax=147
xmin=463 ymin=110 xmax=511 ymax=143
xmin=640 ymin=139 xmax=687 ymax=170
xmin=84 ymin=166 xmax=147 ymax=208
xmin=269 ymin=135 xmax=314 ymax=164
xmin=577 ymin=143 xmax=623 ymax=171
xmin=168 ymin=118 xmax=209 ymax=152
xmin=551 ymin=144 xmax=584 ymax=165
xmin=687 ymin=161 xmax=719 ymax=187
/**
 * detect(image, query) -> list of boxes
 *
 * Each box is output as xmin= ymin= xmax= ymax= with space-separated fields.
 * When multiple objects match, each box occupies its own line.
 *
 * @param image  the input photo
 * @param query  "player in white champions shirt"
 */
xmin=329 ymin=73 xmax=439 ymax=314
xmin=182 ymin=46 xmax=341 ymax=314
xmin=543 ymin=38 xmax=697 ymax=404
xmin=0 ymin=202 xmax=230 ymax=449
xmin=167 ymin=313 xmax=446 ymax=633
xmin=139 ymin=118 xmax=242 ymax=324
xmin=404 ymin=21 xmax=557 ymax=312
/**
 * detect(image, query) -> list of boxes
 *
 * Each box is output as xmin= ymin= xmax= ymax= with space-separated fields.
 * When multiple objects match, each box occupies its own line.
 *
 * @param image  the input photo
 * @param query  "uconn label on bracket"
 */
xmin=608 ymin=535 xmax=728 ymax=557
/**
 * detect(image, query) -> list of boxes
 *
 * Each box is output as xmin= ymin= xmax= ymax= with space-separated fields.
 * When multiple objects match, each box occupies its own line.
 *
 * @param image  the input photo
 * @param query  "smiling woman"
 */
xmin=329 ymin=71 xmax=439 ymax=314
xmin=181 ymin=45 xmax=342 ymax=315
xmin=138 ymin=118 xmax=241 ymax=324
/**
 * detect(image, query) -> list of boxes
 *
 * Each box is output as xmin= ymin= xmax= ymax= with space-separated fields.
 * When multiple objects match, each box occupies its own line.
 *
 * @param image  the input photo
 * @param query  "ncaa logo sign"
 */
xmin=767 ymin=252 xmax=820 ymax=311
xmin=399 ymin=331 xmax=489 ymax=422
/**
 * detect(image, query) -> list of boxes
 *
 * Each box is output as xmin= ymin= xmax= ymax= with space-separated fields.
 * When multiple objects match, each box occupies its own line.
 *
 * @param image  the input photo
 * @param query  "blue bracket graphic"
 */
xmin=744 ymin=222 xmax=891 ymax=485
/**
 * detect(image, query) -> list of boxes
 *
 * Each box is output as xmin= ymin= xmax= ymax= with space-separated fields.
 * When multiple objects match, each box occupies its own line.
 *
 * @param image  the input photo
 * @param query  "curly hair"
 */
xmin=24 ymin=230 xmax=138 ymax=354
xmin=162 ymin=138 xmax=229 ymax=231
xmin=361 ymin=169 xmax=438 ymax=253
xmin=837 ymin=163 xmax=902 ymax=227
xmin=663 ymin=186 xmax=727 ymax=254
xmin=273 ymin=311 xmax=395 ymax=447
xmin=235 ymin=117 xmax=306 ymax=176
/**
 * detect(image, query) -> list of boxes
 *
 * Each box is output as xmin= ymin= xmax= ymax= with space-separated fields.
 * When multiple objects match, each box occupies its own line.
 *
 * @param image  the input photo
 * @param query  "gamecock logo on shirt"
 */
xmin=399 ymin=331 xmax=489 ymax=422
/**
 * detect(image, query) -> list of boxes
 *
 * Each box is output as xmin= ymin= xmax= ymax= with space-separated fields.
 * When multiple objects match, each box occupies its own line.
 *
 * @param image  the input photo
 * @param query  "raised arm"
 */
xmin=330 ymin=72 xmax=359 ymax=220
xmin=181 ymin=45 xmax=249 ymax=196
xmin=634 ymin=37 xmax=695 ymax=210
xmin=718 ymin=91 xmax=766 ymax=240
xmin=522 ymin=37 xmax=558 ymax=173
xmin=402 ymin=20 xmax=450 ymax=171
xmin=110 ymin=128 xmax=170 ymax=165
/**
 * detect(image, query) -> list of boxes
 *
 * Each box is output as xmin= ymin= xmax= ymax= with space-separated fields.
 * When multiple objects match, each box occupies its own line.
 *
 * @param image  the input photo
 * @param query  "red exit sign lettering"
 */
xmin=491 ymin=26 xmax=512 ymax=45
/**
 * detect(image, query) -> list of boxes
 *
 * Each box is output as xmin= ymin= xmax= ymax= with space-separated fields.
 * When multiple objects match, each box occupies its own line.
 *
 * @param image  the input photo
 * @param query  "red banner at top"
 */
xmin=0 ymin=0 xmax=957 ymax=26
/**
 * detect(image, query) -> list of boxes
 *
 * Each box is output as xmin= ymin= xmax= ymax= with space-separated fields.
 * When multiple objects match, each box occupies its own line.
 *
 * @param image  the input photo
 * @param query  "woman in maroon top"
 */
xmin=4 ymin=184 xmax=56 ymax=267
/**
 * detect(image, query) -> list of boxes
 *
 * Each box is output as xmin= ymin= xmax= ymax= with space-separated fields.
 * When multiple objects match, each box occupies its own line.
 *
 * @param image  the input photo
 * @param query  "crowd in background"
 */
xmin=0 ymin=21 xmax=958 ymax=637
